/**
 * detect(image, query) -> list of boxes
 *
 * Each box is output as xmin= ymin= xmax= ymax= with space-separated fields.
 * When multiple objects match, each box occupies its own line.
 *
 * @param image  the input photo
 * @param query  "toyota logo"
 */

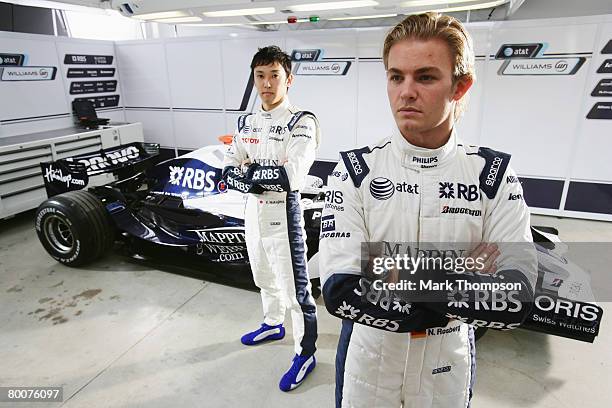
xmin=369 ymin=177 xmax=395 ymax=200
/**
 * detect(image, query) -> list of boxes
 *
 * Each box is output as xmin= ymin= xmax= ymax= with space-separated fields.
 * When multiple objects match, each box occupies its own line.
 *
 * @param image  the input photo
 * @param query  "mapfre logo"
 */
xmin=168 ymin=166 xmax=217 ymax=191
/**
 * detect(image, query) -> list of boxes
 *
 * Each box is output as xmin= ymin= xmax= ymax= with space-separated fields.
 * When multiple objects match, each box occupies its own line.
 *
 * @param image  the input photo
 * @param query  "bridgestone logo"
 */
xmin=441 ymin=206 xmax=481 ymax=216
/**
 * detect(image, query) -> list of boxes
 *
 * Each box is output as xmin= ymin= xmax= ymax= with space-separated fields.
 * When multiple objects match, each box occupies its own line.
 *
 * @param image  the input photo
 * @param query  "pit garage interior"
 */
xmin=1 ymin=0 xmax=612 ymax=407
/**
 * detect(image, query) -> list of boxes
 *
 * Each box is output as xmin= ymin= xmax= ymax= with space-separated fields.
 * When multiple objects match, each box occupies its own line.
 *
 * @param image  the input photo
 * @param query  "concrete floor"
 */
xmin=1 ymin=212 xmax=611 ymax=408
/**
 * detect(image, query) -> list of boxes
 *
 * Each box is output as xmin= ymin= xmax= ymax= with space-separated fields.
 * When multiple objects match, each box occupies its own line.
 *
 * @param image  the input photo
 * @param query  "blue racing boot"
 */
xmin=279 ymin=354 xmax=316 ymax=392
xmin=241 ymin=323 xmax=285 ymax=346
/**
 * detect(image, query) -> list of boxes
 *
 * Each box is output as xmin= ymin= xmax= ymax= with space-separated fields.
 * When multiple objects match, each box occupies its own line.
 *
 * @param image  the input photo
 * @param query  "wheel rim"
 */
xmin=43 ymin=214 xmax=75 ymax=255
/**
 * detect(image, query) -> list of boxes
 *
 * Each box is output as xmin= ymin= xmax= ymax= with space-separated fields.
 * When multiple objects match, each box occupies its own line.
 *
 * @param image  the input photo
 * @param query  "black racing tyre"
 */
xmin=35 ymin=190 xmax=114 ymax=266
xmin=474 ymin=327 xmax=488 ymax=342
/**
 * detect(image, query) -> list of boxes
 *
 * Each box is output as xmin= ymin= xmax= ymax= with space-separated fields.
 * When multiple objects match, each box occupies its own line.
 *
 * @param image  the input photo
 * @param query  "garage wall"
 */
xmin=1 ymin=13 xmax=611 ymax=220
xmin=0 ymin=31 xmax=125 ymax=138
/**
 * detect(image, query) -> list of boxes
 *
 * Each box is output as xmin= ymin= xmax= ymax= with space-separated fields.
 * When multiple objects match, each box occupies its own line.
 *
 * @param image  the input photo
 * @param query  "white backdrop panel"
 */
xmin=221 ymin=36 xmax=284 ymax=111
xmin=55 ymin=40 xmax=118 ymax=100
xmin=0 ymin=34 xmax=69 ymax=122
xmin=480 ymin=21 xmax=598 ymax=177
xmin=570 ymin=21 xmax=612 ymax=182
xmin=173 ymin=111 xmax=226 ymax=150
xmin=124 ymin=110 xmax=173 ymax=146
xmin=116 ymin=42 xmax=170 ymax=108
xmin=166 ymin=40 xmax=224 ymax=109
xmin=286 ymin=32 xmax=358 ymax=161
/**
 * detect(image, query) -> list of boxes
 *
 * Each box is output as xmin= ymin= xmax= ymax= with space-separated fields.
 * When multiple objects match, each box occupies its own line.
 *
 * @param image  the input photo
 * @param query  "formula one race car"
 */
xmin=34 ymin=142 xmax=603 ymax=343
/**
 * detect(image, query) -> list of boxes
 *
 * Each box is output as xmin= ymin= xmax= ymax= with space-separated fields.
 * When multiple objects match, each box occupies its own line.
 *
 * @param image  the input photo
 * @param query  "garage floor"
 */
xmin=1 ymin=212 xmax=611 ymax=408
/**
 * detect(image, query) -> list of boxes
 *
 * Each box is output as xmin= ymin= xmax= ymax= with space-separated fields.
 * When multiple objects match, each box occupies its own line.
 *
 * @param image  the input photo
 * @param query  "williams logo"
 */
xmin=498 ymin=57 xmax=586 ymax=76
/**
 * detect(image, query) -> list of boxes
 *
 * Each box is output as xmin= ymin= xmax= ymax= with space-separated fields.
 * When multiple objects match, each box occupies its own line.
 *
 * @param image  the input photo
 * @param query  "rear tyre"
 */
xmin=35 ymin=190 xmax=114 ymax=266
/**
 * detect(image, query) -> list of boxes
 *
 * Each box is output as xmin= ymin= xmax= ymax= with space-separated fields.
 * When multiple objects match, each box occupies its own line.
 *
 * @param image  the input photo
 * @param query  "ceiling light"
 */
xmin=290 ymin=1 xmax=379 ymax=12
xmin=155 ymin=17 xmax=203 ymax=23
xmin=202 ymin=7 xmax=275 ymax=17
xmin=191 ymin=23 xmax=245 ymax=27
xmin=328 ymin=13 xmax=397 ymax=21
xmin=401 ymin=0 xmax=476 ymax=7
xmin=250 ymin=19 xmax=309 ymax=25
xmin=135 ymin=11 xmax=189 ymax=20
xmin=429 ymin=0 xmax=508 ymax=13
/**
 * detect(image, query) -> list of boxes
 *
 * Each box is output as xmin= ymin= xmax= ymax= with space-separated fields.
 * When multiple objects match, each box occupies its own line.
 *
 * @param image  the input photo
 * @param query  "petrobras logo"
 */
xmin=369 ymin=177 xmax=395 ymax=200
xmin=321 ymin=214 xmax=336 ymax=232
xmin=73 ymin=145 xmax=140 ymax=172
xmin=168 ymin=166 xmax=217 ymax=191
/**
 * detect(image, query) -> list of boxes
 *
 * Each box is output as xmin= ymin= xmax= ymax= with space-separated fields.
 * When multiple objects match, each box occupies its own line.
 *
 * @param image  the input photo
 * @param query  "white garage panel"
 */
xmin=570 ymin=21 xmax=612 ymax=182
xmin=166 ymin=40 xmax=224 ymax=109
xmin=173 ymin=111 xmax=226 ymax=150
xmin=287 ymin=32 xmax=358 ymax=161
xmin=480 ymin=21 xmax=598 ymax=178
xmin=116 ymin=42 xmax=170 ymax=108
xmin=125 ymin=109 xmax=173 ymax=146
xmin=221 ymin=36 xmax=284 ymax=112
xmin=0 ymin=33 xmax=69 ymax=123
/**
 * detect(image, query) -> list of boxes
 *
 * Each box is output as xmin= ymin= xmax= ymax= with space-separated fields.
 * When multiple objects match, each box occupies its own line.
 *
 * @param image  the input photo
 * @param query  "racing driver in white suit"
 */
xmin=222 ymin=46 xmax=321 ymax=392
xmin=319 ymin=13 xmax=537 ymax=408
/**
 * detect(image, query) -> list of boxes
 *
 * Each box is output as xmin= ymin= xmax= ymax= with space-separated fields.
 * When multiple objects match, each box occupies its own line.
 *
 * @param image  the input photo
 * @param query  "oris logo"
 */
xmin=370 ymin=177 xmax=395 ymax=200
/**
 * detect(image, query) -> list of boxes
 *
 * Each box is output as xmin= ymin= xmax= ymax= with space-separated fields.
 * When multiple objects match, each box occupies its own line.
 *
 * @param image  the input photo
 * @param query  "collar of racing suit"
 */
xmin=391 ymin=128 xmax=458 ymax=170
xmin=258 ymin=97 xmax=291 ymax=121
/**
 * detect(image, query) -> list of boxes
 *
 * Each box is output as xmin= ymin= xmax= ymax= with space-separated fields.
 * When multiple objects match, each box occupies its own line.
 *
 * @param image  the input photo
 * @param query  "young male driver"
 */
xmin=222 ymin=46 xmax=320 ymax=392
xmin=320 ymin=13 xmax=537 ymax=408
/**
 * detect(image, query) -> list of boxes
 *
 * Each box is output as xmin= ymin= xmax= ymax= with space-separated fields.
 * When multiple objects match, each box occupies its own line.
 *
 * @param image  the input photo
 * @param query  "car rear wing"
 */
xmin=40 ymin=142 xmax=159 ymax=197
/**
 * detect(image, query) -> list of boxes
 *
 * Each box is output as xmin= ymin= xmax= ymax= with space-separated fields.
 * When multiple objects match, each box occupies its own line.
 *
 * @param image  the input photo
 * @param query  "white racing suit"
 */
xmin=319 ymin=130 xmax=537 ymax=407
xmin=222 ymin=98 xmax=321 ymax=357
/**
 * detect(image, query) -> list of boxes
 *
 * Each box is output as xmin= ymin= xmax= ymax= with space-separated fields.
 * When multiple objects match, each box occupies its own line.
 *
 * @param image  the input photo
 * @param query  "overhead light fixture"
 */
xmin=135 ymin=11 xmax=189 ymax=20
xmin=328 ymin=13 xmax=398 ymax=21
xmin=429 ymin=0 xmax=508 ymax=13
xmin=250 ymin=19 xmax=309 ymax=25
xmin=202 ymin=7 xmax=275 ymax=17
xmin=155 ymin=16 xmax=202 ymax=23
xmin=191 ymin=23 xmax=245 ymax=27
xmin=401 ymin=0 xmax=476 ymax=7
xmin=290 ymin=1 xmax=379 ymax=12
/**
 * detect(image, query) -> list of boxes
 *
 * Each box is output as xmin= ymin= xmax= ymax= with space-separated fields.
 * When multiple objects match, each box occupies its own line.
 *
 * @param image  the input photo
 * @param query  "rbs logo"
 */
xmin=169 ymin=166 xmax=217 ymax=191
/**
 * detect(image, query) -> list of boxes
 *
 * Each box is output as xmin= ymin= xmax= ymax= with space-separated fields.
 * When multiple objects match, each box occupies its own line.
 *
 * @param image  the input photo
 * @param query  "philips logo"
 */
xmin=412 ymin=156 xmax=438 ymax=164
xmin=369 ymin=177 xmax=395 ymax=200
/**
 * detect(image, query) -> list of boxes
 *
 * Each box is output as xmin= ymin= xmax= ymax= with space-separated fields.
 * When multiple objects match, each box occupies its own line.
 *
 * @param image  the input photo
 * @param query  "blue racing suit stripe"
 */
xmin=286 ymin=191 xmax=317 ymax=356
xmin=336 ymin=319 xmax=354 ymax=408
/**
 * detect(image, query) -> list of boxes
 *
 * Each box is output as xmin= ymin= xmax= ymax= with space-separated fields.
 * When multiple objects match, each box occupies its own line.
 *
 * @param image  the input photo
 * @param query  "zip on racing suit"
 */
xmin=222 ymin=97 xmax=321 ymax=357
xmin=319 ymin=129 xmax=537 ymax=408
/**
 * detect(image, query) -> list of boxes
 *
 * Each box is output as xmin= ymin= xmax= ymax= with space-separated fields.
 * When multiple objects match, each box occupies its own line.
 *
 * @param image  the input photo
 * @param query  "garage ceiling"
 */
xmin=5 ymin=0 xmax=528 ymax=28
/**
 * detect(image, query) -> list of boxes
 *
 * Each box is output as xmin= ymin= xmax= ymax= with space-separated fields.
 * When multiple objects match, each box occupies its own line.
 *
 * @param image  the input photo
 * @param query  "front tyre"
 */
xmin=35 ymin=190 xmax=114 ymax=266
